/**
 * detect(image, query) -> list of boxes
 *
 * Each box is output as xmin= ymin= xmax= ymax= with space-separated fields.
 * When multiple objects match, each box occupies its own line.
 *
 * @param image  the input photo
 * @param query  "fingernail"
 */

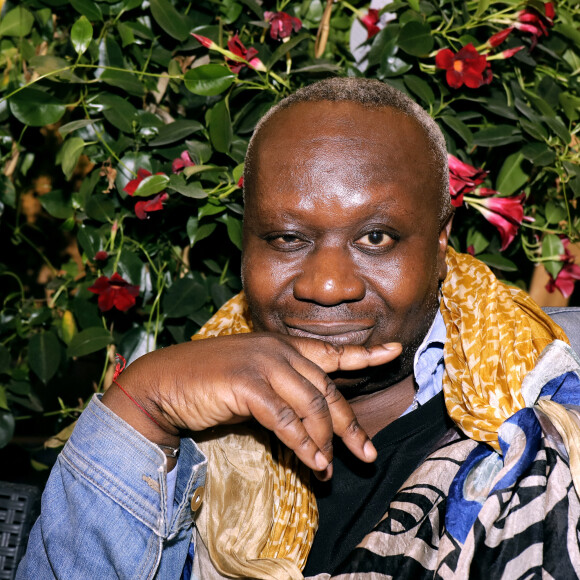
xmin=363 ymin=440 xmax=377 ymax=461
xmin=315 ymin=451 xmax=329 ymax=470
xmin=382 ymin=342 xmax=401 ymax=351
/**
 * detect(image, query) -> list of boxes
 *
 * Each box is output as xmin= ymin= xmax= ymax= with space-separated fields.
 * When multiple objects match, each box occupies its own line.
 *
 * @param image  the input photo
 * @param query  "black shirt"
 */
xmin=303 ymin=392 xmax=453 ymax=576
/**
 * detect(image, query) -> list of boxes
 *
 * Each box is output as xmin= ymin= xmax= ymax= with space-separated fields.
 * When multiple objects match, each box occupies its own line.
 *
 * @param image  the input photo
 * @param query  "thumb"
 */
xmin=291 ymin=339 xmax=402 ymax=373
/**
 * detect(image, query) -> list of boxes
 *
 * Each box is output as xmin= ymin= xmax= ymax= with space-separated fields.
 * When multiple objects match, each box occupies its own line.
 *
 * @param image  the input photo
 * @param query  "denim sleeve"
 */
xmin=17 ymin=394 xmax=207 ymax=580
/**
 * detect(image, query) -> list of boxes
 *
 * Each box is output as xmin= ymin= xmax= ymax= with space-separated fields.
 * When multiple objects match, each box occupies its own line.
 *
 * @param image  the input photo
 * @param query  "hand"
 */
xmin=102 ymin=334 xmax=401 ymax=476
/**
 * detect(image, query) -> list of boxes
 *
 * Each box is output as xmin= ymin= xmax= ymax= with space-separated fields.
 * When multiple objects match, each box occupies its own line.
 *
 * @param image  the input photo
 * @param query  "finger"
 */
xmin=289 ymin=340 xmax=402 ymax=374
xmin=287 ymin=354 xmax=377 ymax=464
xmin=241 ymin=377 xmax=332 ymax=472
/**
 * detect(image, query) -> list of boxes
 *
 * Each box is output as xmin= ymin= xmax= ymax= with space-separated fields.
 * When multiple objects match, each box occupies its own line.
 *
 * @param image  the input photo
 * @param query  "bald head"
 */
xmin=244 ymin=77 xmax=452 ymax=226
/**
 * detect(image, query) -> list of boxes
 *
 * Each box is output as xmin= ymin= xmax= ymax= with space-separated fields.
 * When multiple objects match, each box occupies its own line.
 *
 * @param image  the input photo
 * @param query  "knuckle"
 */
xmin=274 ymin=405 xmax=299 ymax=429
xmin=323 ymin=379 xmax=341 ymax=403
xmin=344 ymin=418 xmax=363 ymax=438
xmin=305 ymin=393 xmax=329 ymax=418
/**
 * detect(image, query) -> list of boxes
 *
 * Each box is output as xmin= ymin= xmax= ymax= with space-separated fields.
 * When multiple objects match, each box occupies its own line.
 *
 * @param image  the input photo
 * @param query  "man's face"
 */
xmin=242 ymin=101 xmax=451 ymax=398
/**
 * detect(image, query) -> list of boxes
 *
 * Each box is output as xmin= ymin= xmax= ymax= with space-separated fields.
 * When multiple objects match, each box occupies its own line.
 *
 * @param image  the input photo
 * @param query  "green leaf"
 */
xmin=167 ymin=175 xmax=207 ymax=199
xmin=100 ymin=70 xmax=145 ymax=97
xmin=29 ymin=331 xmax=62 ymax=384
xmin=209 ymin=100 xmax=232 ymax=154
xmin=521 ymin=142 xmax=555 ymax=166
xmin=150 ymin=0 xmax=193 ymax=41
xmin=182 ymin=165 xmax=224 ymax=178
xmin=112 ymin=249 xmax=143 ymax=286
xmin=472 ymin=125 xmax=522 ymax=147
xmin=542 ymin=234 xmax=565 ymax=280
xmin=149 ymin=120 xmax=204 ymax=146
xmin=477 ymin=253 xmax=518 ymax=272
xmin=496 ymin=152 xmax=528 ymax=196
xmin=559 ymin=92 xmax=580 ymax=122
xmin=555 ymin=23 xmax=580 ymax=46
xmin=543 ymin=116 xmax=571 ymax=144
xmin=520 ymin=118 xmax=548 ymax=141
xmin=85 ymin=195 xmax=115 ymax=222
xmin=116 ymin=152 xmax=151 ymax=193
xmin=77 ymin=225 xmax=103 ymax=258
xmin=0 ymin=387 xmax=9 ymax=411
xmin=9 ymin=88 xmax=66 ymax=127
xmin=219 ymin=214 xmax=242 ymax=250
xmin=398 ymin=21 xmax=433 ymax=57
xmin=59 ymin=119 xmax=100 ymax=137
xmin=403 ymin=75 xmax=434 ymax=105
xmin=132 ymin=174 xmax=169 ymax=197
xmin=0 ymin=412 xmax=15 ymax=448
xmin=0 ymin=345 xmax=10 ymax=374
xmin=71 ymin=16 xmax=93 ymax=56
xmin=60 ymin=137 xmax=86 ymax=180
xmin=466 ymin=228 xmax=490 ymax=255
xmin=440 ymin=115 xmax=473 ymax=146
xmin=162 ymin=278 xmax=207 ymax=317
xmin=0 ymin=7 xmax=35 ymax=37
xmin=40 ymin=190 xmax=74 ymax=219
xmin=67 ymin=327 xmax=113 ymax=358
xmin=267 ymin=31 xmax=309 ymax=68
xmin=184 ymin=65 xmax=236 ymax=96
xmin=474 ymin=0 xmax=491 ymax=18
xmin=70 ymin=0 xmax=103 ymax=21
xmin=186 ymin=216 xmax=217 ymax=246
xmin=545 ymin=201 xmax=567 ymax=225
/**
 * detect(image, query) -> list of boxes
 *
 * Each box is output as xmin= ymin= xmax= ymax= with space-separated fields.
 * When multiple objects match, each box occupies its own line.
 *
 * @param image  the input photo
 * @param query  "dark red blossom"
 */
xmin=468 ymin=188 xmax=526 ymax=251
xmin=94 ymin=251 xmax=108 ymax=262
xmin=172 ymin=151 xmax=195 ymax=174
xmin=546 ymin=239 xmax=580 ymax=299
xmin=134 ymin=192 xmax=169 ymax=220
xmin=435 ymin=44 xmax=492 ymax=89
xmin=448 ymin=154 xmax=488 ymax=207
xmin=264 ymin=11 xmax=302 ymax=40
xmin=237 ymin=176 xmax=244 ymax=188
xmin=360 ymin=9 xmax=380 ymax=39
xmin=500 ymin=46 xmax=525 ymax=59
xmin=123 ymin=169 xmax=165 ymax=197
xmin=88 ymin=273 xmax=139 ymax=312
xmin=227 ymin=34 xmax=266 ymax=73
xmin=488 ymin=27 xmax=513 ymax=47
xmin=515 ymin=2 xmax=555 ymax=47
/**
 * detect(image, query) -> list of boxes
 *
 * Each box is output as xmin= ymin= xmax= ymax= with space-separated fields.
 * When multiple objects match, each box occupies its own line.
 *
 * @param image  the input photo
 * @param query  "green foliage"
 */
xmin=0 ymin=0 xmax=578 ymax=444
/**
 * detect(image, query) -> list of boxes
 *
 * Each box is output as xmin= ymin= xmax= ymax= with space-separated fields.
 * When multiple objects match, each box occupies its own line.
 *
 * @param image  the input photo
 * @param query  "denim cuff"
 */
xmin=61 ymin=394 xmax=207 ymax=538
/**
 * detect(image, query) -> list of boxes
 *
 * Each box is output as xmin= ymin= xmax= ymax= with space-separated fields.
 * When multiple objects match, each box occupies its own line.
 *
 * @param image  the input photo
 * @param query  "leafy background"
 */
xmin=0 ymin=0 xmax=578 ymax=475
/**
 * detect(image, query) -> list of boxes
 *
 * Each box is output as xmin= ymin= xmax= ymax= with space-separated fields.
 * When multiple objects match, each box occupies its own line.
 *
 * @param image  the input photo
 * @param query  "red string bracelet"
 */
xmin=112 ymin=354 xmax=161 ymax=428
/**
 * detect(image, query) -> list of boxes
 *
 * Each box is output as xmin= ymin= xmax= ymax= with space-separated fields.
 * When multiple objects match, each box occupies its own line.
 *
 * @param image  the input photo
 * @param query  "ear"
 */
xmin=437 ymin=213 xmax=454 ymax=282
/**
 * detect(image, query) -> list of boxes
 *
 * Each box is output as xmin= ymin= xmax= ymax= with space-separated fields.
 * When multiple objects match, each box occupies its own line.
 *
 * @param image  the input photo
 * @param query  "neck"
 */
xmin=349 ymin=374 xmax=416 ymax=438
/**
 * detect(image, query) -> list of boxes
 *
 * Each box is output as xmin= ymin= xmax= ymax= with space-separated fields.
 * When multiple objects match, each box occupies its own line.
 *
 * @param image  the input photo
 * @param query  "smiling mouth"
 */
xmin=285 ymin=322 xmax=374 ymax=346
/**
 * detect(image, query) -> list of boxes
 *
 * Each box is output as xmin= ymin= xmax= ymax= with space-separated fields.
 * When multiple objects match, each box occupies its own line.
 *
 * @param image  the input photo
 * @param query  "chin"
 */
xmin=330 ymin=352 xmax=415 ymax=400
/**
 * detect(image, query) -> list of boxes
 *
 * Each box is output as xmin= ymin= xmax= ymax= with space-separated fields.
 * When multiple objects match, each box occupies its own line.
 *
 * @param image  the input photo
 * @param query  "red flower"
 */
xmin=264 ymin=11 xmax=302 ymax=40
xmin=88 ymin=273 xmax=140 ymax=312
xmin=94 ymin=251 xmax=108 ymax=262
xmin=237 ymin=175 xmax=244 ymax=188
xmin=435 ymin=44 xmax=492 ymax=89
xmin=488 ymin=27 xmax=513 ymax=47
xmin=360 ymin=9 xmax=380 ymax=39
xmin=515 ymin=2 xmax=555 ymax=47
xmin=123 ymin=169 xmax=166 ymax=197
xmin=134 ymin=192 xmax=169 ymax=220
xmin=172 ymin=151 xmax=195 ymax=174
xmin=546 ymin=240 xmax=580 ymax=299
xmin=468 ymin=189 xmax=526 ymax=251
xmin=227 ymin=34 xmax=266 ymax=73
xmin=448 ymin=154 xmax=488 ymax=207
xmin=192 ymin=33 xmax=217 ymax=49
xmin=500 ymin=46 xmax=525 ymax=59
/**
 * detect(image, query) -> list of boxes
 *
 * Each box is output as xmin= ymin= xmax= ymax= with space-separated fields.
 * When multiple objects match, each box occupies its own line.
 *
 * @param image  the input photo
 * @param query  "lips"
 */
xmin=285 ymin=321 xmax=374 ymax=346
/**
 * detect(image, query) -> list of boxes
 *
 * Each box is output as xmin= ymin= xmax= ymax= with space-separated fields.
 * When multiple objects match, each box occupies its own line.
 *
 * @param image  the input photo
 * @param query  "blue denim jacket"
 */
xmin=16 ymin=394 xmax=207 ymax=579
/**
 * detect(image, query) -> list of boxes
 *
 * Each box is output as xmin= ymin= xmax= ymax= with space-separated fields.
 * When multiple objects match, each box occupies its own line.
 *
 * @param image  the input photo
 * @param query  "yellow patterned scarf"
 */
xmin=192 ymin=248 xmax=568 ymax=578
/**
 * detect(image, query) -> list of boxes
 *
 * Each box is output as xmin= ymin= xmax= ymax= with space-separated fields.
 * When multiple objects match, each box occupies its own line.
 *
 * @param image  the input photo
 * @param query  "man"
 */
xmin=18 ymin=78 xmax=580 ymax=579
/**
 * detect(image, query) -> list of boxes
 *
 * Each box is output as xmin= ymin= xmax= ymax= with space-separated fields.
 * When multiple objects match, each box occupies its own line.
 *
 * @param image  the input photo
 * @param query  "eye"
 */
xmin=355 ymin=230 xmax=394 ymax=248
xmin=264 ymin=233 xmax=308 ymax=250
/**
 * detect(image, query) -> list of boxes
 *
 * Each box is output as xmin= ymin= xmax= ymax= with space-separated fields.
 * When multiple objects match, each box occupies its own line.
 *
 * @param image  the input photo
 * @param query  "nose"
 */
xmin=293 ymin=246 xmax=366 ymax=306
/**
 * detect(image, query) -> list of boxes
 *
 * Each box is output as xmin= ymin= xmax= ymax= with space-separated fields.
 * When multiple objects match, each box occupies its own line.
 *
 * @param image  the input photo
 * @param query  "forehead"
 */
xmin=247 ymin=101 xmax=441 ymax=215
